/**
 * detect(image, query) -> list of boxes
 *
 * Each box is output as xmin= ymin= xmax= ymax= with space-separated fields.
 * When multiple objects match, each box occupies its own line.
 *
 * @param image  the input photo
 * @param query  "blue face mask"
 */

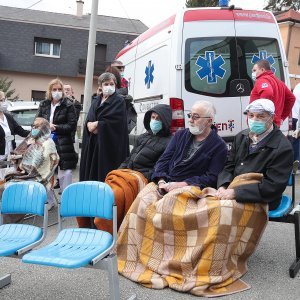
xmin=31 ymin=128 xmax=40 ymax=137
xmin=150 ymin=119 xmax=162 ymax=135
xmin=248 ymin=118 xmax=267 ymax=135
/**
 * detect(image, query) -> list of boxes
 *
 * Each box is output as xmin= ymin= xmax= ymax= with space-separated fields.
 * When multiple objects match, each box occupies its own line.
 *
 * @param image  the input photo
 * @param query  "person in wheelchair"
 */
xmin=216 ymin=99 xmax=293 ymax=211
xmin=1 ymin=117 xmax=59 ymax=223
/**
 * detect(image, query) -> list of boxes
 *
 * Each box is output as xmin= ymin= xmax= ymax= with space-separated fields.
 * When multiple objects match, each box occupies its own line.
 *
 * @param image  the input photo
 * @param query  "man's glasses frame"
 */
xmin=187 ymin=113 xmax=211 ymax=121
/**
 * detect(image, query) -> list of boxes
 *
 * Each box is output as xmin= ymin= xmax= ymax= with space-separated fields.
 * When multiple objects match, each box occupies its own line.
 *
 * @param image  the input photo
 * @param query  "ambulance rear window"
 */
xmin=185 ymin=37 xmax=234 ymax=97
xmin=238 ymin=37 xmax=284 ymax=82
xmin=185 ymin=37 xmax=284 ymax=97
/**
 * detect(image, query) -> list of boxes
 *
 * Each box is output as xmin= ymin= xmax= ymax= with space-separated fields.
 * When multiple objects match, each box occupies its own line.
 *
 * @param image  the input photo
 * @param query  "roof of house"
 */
xmin=275 ymin=9 xmax=300 ymax=24
xmin=0 ymin=5 xmax=148 ymax=35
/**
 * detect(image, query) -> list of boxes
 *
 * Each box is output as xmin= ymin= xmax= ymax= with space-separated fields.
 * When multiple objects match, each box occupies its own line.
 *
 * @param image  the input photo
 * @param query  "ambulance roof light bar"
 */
xmin=219 ymin=0 xmax=229 ymax=7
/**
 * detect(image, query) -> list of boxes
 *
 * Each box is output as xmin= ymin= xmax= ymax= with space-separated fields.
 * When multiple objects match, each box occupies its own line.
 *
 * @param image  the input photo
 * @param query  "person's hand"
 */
xmin=50 ymin=123 xmax=56 ymax=131
xmin=292 ymin=129 xmax=300 ymax=139
xmin=216 ymin=188 xmax=235 ymax=200
xmin=87 ymin=121 xmax=98 ymax=133
xmin=159 ymin=181 xmax=188 ymax=193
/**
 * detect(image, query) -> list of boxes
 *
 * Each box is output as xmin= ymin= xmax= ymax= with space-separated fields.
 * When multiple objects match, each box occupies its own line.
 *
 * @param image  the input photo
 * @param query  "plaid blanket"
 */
xmin=117 ymin=173 xmax=268 ymax=297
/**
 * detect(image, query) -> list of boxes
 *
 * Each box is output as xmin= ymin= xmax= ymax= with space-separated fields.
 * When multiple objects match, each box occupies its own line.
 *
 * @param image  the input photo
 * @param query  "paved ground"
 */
xmin=1 ymin=169 xmax=300 ymax=299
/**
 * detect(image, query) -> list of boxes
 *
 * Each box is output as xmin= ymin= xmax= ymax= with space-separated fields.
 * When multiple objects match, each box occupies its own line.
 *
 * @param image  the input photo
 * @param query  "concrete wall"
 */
xmin=279 ymin=22 xmax=300 ymax=89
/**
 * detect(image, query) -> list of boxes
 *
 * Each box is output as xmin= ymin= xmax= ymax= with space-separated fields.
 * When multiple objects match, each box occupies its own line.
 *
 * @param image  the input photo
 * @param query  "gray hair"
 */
xmin=98 ymin=72 xmax=117 ymax=86
xmin=192 ymin=100 xmax=216 ymax=121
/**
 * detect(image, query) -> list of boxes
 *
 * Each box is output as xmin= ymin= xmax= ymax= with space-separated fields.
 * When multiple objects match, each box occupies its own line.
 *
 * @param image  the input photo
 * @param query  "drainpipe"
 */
xmin=286 ymin=21 xmax=295 ymax=60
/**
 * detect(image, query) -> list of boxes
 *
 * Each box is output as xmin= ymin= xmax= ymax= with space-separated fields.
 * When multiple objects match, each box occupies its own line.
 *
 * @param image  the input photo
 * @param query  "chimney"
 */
xmin=76 ymin=0 xmax=84 ymax=18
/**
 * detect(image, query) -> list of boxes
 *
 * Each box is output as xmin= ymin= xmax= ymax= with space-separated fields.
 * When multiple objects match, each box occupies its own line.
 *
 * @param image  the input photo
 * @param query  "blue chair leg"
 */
xmin=289 ymin=211 xmax=300 ymax=278
xmin=0 ymin=274 xmax=11 ymax=289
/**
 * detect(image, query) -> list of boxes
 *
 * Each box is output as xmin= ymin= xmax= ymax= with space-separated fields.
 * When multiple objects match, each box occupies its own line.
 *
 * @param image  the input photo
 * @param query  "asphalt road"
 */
xmin=0 ymin=169 xmax=300 ymax=300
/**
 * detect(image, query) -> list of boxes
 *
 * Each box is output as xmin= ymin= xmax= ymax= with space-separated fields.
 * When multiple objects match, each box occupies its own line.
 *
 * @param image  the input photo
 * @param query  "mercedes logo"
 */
xmin=236 ymin=83 xmax=245 ymax=93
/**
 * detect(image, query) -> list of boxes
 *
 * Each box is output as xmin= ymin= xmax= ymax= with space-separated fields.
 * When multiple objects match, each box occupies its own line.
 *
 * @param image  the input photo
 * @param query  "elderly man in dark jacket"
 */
xmin=216 ymin=98 xmax=293 ymax=210
xmin=153 ymin=100 xmax=227 ymax=193
xmin=119 ymin=104 xmax=172 ymax=180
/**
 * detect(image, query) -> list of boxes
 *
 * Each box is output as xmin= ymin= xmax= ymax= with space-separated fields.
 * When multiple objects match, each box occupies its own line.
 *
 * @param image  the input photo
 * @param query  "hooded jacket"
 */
xmin=119 ymin=104 xmax=172 ymax=180
xmin=250 ymin=70 xmax=295 ymax=126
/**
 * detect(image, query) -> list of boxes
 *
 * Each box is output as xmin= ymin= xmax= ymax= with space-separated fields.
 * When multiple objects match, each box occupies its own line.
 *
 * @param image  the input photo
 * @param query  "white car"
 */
xmin=7 ymin=101 xmax=40 ymax=145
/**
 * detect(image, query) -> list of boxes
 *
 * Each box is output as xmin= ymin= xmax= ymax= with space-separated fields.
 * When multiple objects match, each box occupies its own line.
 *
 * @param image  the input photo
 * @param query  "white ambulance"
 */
xmin=116 ymin=5 xmax=291 ymax=144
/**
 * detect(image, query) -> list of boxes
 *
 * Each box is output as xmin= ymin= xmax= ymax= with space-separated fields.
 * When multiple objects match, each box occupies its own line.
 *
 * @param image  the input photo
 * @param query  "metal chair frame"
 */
xmin=269 ymin=160 xmax=300 ymax=278
xmin=0 ymin=182 xmax=48 ymax=289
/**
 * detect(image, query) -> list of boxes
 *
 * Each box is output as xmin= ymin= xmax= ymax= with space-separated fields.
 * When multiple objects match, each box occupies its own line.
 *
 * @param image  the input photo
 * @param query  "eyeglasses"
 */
xmin=31 ymin=124 xmax=39 ymax=129
xmin=187 ymin=113 xmax=211 ymax=121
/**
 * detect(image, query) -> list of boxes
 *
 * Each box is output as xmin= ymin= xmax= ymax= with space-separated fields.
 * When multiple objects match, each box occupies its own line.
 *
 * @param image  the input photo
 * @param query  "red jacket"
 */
xmin=250 ymin=70 xmax=295 ymax=126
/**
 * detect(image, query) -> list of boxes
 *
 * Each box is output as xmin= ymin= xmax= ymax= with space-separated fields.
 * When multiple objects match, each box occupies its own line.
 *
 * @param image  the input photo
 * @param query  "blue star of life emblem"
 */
xmin=251 ymin=50 xmax=276 ymax=73
xmin=145 ymin=61 xmax=154 ymax=89
xmin=195 ymin=51 xmax=226 ymax=84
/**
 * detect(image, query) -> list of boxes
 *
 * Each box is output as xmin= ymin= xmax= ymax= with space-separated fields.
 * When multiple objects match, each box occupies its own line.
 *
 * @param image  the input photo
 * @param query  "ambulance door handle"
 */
xmin=175 ymin=64 xmax=183 ymax=70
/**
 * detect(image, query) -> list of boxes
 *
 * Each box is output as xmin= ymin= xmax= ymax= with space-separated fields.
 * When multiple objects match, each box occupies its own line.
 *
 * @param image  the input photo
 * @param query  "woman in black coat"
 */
xmin=36 ymin=78 xmax=78 ymax=194
xmin=0 ymin=91 xmax=29 ymax=161
xmin=79 ymin=72 xmax=129 ymax=182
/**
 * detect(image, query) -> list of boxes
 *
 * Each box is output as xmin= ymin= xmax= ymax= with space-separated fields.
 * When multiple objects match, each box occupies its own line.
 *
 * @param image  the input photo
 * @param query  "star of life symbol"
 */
xmin=195 ymin=51 xmax=226 ymax=84
xmin=145 ymin=61 xmax=154 ymax=89
xmin=251 ymin=50 xmax=276 ymax=73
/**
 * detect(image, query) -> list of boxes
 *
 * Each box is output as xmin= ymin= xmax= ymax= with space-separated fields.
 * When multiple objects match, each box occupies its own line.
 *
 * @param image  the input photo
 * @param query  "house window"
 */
xmin=31 ymin=90 xmax=46 ymax=101
xmin=34 ymin=37 xmax=61 ymax=58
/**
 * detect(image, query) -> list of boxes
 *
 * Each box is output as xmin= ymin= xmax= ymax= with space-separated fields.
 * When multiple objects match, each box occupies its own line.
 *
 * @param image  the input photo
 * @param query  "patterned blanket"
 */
xmin=94 ymin=169 xmax=147 ymax=234
xmin=117 ymin=173 xmax=268 ymax=297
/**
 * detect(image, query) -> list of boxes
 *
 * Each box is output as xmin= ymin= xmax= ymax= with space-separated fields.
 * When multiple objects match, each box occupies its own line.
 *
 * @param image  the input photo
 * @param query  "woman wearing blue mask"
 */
xmin=93 ymin=104 xmax=172 ymax=233
xmin=0 ymin=90 xmax=29 ymax=163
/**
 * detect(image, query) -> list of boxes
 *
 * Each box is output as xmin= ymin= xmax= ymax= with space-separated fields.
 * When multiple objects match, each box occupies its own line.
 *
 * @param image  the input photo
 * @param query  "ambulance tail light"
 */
xmin=170 ymin=98 xmax=185 ymax=134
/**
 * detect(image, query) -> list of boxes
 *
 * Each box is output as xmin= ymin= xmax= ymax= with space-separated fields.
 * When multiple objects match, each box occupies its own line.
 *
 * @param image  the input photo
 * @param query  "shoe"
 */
xmin=47 ymin=202 xmax=55 ymax=211
xmin=53 ymin=179 xmax=60 ymax=189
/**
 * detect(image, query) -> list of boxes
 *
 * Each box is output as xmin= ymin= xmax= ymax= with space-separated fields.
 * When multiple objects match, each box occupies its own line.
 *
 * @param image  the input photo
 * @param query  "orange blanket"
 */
xmin=94 ymin=169 xmax=147 ymax=234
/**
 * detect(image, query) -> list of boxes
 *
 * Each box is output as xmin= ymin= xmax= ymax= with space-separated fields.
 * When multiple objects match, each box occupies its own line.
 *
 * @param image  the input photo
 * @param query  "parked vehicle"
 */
xmin=116 ymin=4 xmax=291 ymax=145
xmin=7 ymin=101 xmax=40 ymax=145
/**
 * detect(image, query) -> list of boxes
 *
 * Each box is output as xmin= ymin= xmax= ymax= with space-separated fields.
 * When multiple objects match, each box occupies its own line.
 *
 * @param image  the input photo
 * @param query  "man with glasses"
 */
xmin=216 ymin=98 xmax=293 ymax=211
xmin=152 ymin=100 xmax=227 ymax=194
xmin=111 ymin=60 xmax=128 ymax=89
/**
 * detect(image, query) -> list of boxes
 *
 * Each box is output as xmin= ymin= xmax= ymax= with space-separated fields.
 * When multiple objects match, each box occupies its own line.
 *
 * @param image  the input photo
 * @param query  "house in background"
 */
xmin=0 ymin=2 xmax=147 ymax=102
xmin=275 ymin=9 xmax=300 ymax=89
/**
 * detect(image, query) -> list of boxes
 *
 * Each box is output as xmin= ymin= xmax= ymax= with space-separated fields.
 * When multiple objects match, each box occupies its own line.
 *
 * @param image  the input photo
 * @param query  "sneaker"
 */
xmin=47 ymin=202 xmax=55 ymax=211
xmin=53 ymin=179 xmax=60 ymax=189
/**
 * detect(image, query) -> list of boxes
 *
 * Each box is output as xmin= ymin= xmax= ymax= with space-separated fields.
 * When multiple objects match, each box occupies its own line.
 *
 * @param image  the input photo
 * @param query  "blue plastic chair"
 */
xmin=268 ymin=161 xmax=300 ymax=278
xmin=0 ymin=181 xmax=48 ymax=289
xmin=22 ymin=181 xmax=123 ymax=300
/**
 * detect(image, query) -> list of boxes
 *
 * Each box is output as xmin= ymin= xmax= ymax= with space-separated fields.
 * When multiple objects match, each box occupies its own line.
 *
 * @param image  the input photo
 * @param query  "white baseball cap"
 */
xmin=243 ymin=99 xmax=275 ymax=115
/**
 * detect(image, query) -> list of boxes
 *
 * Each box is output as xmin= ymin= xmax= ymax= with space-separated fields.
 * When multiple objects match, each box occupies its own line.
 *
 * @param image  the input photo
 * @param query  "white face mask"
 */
xmin=251 ymin=71 xmax=257 ymax=81
xmin=52 ymin=91 xmax=63 ymax=101
xmin=120 ymin=72 xmax=125 ymax=79
xmin=0 ymin=101 xmax=8 ymax=112
xmin=188 ymin=123 xmax=206 ymax=135
xmin=102 ymin=85 xmax=115 ymax=96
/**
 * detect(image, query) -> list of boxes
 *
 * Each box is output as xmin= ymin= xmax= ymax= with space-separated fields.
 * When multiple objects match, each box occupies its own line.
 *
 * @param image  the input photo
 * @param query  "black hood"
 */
xmin=144 ymin=104 xmax=172 ymax=137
